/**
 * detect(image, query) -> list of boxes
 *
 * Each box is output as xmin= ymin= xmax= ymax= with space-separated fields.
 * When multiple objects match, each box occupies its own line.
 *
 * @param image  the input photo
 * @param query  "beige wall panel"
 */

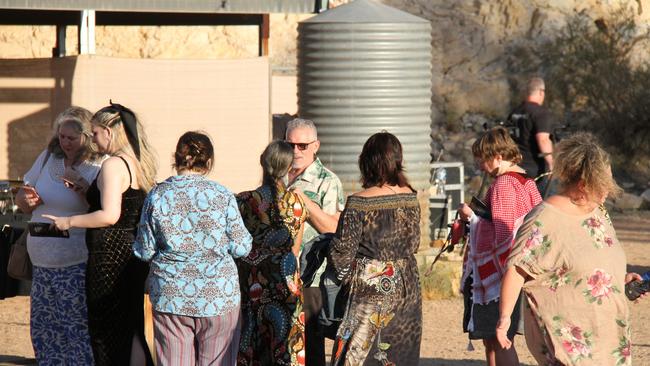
xmin=0 ymin=56 xmax=271 ymax=193
xmin=271 ymin=75 xmax=297 ymax=115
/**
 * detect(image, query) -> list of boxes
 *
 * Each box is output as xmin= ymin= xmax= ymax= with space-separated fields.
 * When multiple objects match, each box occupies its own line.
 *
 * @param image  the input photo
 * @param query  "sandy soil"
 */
xmin=0 ymin=212 xmax=649 ymax=365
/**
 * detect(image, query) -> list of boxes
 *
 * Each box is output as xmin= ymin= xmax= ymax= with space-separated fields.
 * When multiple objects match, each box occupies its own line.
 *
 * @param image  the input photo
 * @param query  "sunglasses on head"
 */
xmin=286 ymin=140 xmax=316 ymax=151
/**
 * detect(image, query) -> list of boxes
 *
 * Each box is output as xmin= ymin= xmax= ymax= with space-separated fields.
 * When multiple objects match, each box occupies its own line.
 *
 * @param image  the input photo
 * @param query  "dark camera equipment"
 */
xmin=625 ymin=280 xmax=650 ymax=301
xmin=482 ymin=120 xmax=519 ymax=138
xmin=469 ymin=196 xmax=491 ymax=221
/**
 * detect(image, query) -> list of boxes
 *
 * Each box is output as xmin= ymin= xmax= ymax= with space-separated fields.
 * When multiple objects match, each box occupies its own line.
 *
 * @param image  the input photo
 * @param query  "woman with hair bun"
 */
xmin=236 ymin=140 xmax=308 ymax=365
xmin=497 ymin=132 xmax=642 ymax=365
xmin=133 ymin=131 xmax=252 ymax=365
xmin=45 ymin=102 xmax=157 ymax=365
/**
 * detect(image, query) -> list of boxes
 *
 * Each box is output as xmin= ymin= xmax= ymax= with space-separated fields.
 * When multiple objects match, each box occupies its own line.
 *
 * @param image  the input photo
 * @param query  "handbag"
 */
xmin=7 ymin=229 xmax=30 ymax=281
xmin=6 ymin=151 xmax=51 ymax=281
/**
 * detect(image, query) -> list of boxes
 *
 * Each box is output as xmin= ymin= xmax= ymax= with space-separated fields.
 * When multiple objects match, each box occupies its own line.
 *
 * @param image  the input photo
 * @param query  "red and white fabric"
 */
xmin=461 ymin=172 xmax=542 ymax=305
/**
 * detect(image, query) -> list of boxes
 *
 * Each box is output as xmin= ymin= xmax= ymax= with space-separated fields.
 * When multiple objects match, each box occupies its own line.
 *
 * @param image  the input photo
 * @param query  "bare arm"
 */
xmin=293 ymin=224 xmax=305 ymax=258
xmin=44 ymin=157 xmax=127 ymax=229
xmin=301 ymin=196 xmax=341 ymax=234
xmin=496 ymin=266 xmax=528 ymax=349
xmin=536 ymin=132 xmax=553 ymax=171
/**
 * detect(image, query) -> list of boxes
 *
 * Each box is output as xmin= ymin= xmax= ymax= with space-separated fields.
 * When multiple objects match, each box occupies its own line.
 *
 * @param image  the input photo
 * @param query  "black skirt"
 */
xmin=462 ymin=275 xmax=522 ymax=340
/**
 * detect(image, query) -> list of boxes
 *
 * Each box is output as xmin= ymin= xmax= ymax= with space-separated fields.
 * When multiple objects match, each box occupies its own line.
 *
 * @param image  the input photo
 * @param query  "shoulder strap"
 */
xmin=116 ymin=156 xmax=133 ymax=186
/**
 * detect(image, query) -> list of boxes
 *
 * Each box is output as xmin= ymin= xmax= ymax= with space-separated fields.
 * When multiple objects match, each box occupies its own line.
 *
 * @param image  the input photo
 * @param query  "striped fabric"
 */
xmin=153 ymin=309 xmax=241 ymax=366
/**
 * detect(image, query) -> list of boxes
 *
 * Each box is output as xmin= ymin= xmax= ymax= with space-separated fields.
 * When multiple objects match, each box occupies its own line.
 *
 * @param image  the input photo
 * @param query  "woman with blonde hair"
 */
xmin=497 ymin=132 xmax=642 ymax=365
xmin=16 ymin=106 xmax=103 ymax=364
xmin=45 ymin=102 xmax=157 ymax=365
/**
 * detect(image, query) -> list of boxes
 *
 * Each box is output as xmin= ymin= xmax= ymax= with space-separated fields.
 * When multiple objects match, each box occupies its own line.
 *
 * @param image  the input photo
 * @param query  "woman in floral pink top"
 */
xmin=497 ymin=133 xmax=642 ymax=365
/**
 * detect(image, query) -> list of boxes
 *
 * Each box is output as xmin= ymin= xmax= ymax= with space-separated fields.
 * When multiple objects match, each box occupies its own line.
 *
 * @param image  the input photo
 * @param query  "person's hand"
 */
xmin=625 ymin=272 xmax=648 ymax=302
xmin=496 ymin=316 xmax=512 ymax=349
xmin=62 ymin=167 xmax=90 ymax=194
xmin=41 ymin=214 xmax=72 ymax=231
xmin=625 ymin=272 xmax=642 ymax=284
xmin=458 ymin=203 xmax=474 ymax=222
xmin=20 ymin=186 xmax=43 ymax=208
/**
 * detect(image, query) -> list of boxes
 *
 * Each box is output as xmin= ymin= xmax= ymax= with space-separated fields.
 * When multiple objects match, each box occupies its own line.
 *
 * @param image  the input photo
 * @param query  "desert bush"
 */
xmin=508 ymin=8 xmax=650 ymax=184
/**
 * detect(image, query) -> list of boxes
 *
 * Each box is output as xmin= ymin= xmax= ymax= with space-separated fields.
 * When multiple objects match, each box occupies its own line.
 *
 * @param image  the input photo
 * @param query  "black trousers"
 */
xmin=304 ymin=286 xmax=326 ymax=366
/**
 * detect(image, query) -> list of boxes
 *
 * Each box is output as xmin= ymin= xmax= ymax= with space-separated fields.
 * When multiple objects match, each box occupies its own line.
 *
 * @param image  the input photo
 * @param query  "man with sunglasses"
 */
xmin=285 ymin=118 xmax=344 ymax=366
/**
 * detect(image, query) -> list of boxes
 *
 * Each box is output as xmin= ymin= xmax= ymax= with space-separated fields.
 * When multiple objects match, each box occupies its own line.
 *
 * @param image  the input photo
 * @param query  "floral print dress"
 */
xmin=236 ymin=185 xmax=308 ymax=366
xmin=507 ymin=203 xmax=631 ymax=366
xmin=329 ymin=194 xmax=422 ymax=366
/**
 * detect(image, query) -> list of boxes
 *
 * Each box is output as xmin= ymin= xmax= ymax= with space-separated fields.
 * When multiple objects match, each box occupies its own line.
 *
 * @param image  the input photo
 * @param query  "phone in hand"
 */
xmin=21 ymin=185 xmax=39 ymax=197
xmin=28 ymin=222 xmax=69 ymax=238
xmin=625 ymin=280 xmax=650 ymax=301
xmin=61 ymin=177 xmax=76 ymax=189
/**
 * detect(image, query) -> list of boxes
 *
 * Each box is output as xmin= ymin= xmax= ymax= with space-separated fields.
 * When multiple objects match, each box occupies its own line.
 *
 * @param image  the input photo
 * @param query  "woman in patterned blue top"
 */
xmin=134 ymin=131 xmax=252 ymax=365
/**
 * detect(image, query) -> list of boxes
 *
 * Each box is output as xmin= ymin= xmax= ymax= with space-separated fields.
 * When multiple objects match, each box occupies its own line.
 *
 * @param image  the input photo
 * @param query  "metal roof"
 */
xmin=303 ymin=0 xmax=426 ymax=23
xmin=0 ymin=0 xmax=328 ymax=14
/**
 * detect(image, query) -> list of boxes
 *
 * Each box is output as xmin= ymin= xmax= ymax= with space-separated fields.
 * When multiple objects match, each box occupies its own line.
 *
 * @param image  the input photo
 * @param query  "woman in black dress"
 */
xmin=329 ymin=132 xmax=422 ymax=366
xmin=45 ymin=102 xmax=158 ymax=365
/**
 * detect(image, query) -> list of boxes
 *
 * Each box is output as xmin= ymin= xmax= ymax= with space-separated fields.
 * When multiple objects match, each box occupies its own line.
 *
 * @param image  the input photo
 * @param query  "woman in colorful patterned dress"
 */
xmin=497 ymin=132 xmax=642 ymax=365
xmin=134 ymin=131 xmax=252 ymax=365
xmin=329 ymin=132 xmax=422 ymax=366
xmin=236 ymin=140 xmax=308 ymax=365
xmin=458 ymin=127 xmax=542 ymax=366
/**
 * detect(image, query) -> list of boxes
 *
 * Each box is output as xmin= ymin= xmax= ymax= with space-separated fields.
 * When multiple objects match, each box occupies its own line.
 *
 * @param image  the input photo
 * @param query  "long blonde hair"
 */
xmin=92 ymin=105 xmax=157 ymax=192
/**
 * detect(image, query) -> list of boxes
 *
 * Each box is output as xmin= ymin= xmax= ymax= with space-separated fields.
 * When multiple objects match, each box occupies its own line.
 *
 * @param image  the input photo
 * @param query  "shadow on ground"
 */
xmin=0 ymin=355 xmax=36 ymax=365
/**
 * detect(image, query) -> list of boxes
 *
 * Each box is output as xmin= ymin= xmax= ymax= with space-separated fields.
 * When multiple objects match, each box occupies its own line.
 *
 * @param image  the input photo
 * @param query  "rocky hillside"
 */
xmin=2 ymin=0 xmax=649 ymax=198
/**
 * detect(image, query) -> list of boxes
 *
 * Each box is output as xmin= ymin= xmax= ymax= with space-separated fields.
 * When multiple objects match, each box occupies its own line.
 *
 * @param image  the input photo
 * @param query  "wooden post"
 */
xmin=258 ymin=13 xmax=269 ymax=56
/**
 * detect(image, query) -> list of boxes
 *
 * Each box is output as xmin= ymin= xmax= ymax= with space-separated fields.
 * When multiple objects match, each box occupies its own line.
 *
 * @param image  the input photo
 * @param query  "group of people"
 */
xmin=17 ymin=106 xmax=423 ymax=365
xmin=458 ymin=77 xmax=643 ymax=366
xmin=15 ymin=75 xmax=642 ymax=366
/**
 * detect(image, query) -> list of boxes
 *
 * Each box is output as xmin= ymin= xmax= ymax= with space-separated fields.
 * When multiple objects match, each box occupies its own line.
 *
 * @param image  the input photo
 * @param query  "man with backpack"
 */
xmin=508 ymin=77 xmax=555 ymax=194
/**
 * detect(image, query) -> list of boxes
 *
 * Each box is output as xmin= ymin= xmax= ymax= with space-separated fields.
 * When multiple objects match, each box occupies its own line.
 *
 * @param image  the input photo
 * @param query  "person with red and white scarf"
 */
xmin=458 ymin=127 xmax=542 ymax=366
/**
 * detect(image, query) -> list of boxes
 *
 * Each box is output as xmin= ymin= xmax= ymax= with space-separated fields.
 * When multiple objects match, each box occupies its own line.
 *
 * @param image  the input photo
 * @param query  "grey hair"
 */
xmin=261 ymin=140 xmax=294 ymax=186
xmin=526 ymin=77 xmax=545 ymax=96
xmin=285 ymin=118 xmax=318 ymax=140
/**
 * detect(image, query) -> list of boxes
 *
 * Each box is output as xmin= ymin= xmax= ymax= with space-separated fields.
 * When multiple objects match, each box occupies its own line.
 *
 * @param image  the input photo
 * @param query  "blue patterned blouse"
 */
xmin=134 ymin=174 xmax=252 ymax=317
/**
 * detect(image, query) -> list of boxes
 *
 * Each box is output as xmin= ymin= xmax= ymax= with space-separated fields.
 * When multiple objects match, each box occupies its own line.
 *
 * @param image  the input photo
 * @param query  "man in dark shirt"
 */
xmin=508 ymin=77 xmax=554 ymax=191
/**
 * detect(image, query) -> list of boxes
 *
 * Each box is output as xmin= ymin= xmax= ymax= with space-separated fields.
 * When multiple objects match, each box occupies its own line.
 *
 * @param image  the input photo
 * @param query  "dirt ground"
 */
xmin=0 ymin=211 xmax=649 ymax=365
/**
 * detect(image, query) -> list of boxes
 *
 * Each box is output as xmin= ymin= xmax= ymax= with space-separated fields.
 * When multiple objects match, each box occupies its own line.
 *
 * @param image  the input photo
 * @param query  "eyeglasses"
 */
xmin=286 ymin=140 xmax=316 ymax=151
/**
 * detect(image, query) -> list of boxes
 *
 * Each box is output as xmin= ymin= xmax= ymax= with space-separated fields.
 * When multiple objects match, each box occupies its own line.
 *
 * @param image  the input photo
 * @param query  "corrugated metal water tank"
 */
xmin=297 ymin=0 xmax=432 ymax=193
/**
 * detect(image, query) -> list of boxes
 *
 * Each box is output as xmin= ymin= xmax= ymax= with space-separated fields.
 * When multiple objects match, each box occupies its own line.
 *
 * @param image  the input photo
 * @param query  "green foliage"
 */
xmin=508 ymin=8 xmax=650 ymax=182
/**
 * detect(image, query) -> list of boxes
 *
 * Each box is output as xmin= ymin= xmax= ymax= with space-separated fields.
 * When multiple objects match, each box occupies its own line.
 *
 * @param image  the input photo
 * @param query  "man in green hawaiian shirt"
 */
xmin=286 ymin=118 xmax=344 ymax=366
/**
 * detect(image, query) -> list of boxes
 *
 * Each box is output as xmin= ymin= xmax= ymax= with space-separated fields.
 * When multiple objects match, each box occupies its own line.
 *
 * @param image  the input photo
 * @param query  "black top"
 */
xmin=85 ymin=156 xmax=153 ymax=366
xmin=86 ymin=156 xmax=146 ymax=230
xmin=509 ymin=101 xmax=554 ymax=177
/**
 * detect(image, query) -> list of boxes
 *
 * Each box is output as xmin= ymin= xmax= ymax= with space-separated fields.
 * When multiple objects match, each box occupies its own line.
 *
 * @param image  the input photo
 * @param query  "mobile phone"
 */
xmin=61 ymin=177 xmax=76 ymax=189
xmin=21 ymin=185 xmax=40 ymax=198
xmin=28 ymin=222 xmax=69 ymax=238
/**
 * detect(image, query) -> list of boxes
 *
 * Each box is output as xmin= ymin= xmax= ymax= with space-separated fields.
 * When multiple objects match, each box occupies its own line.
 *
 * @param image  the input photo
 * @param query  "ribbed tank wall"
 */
xmin=297 ymin=21 xmax=432 ymax=193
